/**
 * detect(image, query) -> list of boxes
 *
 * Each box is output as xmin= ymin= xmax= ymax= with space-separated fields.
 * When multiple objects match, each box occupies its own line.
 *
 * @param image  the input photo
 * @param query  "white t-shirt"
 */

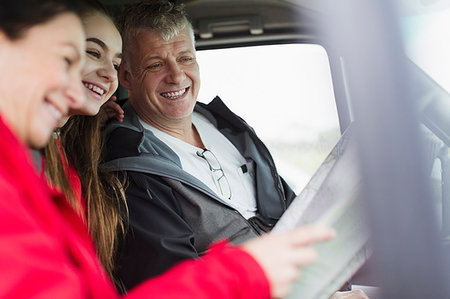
xmin=138 ymin=112 xmax=257 ymax=219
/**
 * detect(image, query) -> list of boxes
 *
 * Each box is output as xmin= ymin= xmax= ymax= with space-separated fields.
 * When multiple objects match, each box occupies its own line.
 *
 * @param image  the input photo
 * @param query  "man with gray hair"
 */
xmin=103 ymin=0 xmax=296 ymax=290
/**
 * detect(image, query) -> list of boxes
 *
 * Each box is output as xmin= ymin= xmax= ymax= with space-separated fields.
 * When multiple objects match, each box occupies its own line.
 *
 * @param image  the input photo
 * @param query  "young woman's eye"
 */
xmin=114 ymin=64 xmax=120 ymax=71
xmin=86 ymin=50 xmax=100 ymax=58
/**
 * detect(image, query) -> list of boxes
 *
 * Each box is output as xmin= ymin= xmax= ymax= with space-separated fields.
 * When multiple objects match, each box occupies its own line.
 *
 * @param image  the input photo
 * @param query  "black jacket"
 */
xmin=103 ymin=97 xmax=296 ymax=291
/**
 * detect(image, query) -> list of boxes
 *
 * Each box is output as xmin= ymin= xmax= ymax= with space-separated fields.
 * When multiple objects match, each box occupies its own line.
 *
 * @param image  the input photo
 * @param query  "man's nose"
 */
xmin=166 ymin=61 xmax=186 ymax=84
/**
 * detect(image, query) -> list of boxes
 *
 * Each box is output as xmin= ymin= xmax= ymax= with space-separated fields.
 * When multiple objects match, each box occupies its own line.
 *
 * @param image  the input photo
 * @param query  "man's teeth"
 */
xmin=161 ymin=88 xmax=186 ymax=99
xmin=47 ymin=102 xmax=62 ymax=121
xmin=84 ymin=83 xmax=105 ymax=96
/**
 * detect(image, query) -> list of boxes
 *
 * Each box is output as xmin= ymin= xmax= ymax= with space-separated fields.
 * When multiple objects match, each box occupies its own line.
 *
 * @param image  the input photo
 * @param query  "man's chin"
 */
xmin=165 ymin=105 xmax=196 ymax=120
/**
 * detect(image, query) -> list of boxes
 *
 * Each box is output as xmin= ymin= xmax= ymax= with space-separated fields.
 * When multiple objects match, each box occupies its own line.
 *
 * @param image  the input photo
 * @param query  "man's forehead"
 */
xmin=134 ymin=26 xmax=191 ymax=40
xmin=135 ymin=29 xmax=195 ymax=55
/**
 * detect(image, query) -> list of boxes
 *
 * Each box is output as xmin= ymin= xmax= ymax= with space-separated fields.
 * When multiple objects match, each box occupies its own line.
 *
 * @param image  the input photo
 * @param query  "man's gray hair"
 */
xmin=118 ymin=0 xmax=194 ymax=62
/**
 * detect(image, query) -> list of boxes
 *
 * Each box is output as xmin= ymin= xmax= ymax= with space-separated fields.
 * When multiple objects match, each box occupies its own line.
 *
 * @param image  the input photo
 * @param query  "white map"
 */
xmin=273 ymin=125 xmax=371 ymax=299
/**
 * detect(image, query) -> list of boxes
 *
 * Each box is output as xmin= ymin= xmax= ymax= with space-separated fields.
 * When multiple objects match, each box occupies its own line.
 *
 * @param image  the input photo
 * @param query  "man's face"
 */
xmin=121 ymin=28 xmax=200 ymax=127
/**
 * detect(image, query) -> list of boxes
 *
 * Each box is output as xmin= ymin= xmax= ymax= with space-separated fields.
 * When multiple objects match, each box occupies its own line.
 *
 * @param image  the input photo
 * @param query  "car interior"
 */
xmin=101 ymin=0 xmax=450 ymax=297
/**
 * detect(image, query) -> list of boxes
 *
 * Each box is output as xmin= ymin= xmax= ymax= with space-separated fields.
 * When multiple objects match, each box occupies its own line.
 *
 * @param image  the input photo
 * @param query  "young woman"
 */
xmin=0 ymin=0 xmax=335 ymax=298
xmin=41 ymin=0 xmax=126 ymax=279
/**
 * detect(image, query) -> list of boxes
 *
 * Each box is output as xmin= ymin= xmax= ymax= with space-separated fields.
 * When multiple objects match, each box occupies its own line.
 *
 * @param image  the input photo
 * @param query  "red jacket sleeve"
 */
xmin=128 ymin=240 xmax=271 ymax=299
xmin=0 ymin=116 xmax=270 ymax=299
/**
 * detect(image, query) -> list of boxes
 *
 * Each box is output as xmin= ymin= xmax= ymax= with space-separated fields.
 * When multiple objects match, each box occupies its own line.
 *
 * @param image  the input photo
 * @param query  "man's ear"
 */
xmin=118 ymin=66 xmax=132 ymax=90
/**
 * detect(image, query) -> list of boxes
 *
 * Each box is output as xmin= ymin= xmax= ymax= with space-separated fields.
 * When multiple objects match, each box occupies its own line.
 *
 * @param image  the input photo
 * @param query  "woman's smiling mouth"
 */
xmin=83 ymin=81 xmax=106 ymax=100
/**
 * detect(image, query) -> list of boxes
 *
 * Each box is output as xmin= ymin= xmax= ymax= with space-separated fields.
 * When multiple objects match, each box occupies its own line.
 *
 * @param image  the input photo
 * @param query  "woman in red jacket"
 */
xmin=0 ymin=0 xmax=335 ymax=298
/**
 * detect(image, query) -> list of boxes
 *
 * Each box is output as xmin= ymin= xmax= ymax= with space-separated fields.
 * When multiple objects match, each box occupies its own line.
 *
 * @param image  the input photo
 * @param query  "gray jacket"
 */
xmin=103 ymin=97 xmax=295 ymax=290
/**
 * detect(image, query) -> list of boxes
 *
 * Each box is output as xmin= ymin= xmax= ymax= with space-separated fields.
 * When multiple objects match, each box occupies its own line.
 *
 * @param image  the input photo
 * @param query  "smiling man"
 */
xmin=122 ymin=27 xmax=200 ymax=143
xmin=103 ymin=0 xmax=296 ymax=291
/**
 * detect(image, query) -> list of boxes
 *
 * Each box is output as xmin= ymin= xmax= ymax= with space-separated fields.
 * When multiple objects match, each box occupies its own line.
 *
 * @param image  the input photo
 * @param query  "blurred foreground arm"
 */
xmin=130 ymin=225 xmax=335 ymax=299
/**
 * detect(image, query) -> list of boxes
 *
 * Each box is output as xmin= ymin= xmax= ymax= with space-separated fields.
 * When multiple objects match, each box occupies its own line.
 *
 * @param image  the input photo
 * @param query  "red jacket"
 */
xmin=0 ymin=115 xmax=270 ymax=299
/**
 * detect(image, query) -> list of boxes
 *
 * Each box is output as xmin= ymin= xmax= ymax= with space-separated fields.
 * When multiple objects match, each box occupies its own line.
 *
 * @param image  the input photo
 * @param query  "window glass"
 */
xmin=196 ymin=44 xmax=340 ymax=193
xmin=401 ymin=8 xmax=450 ymax=92
xmin=400 ymin=10 xmax=450 ymax=231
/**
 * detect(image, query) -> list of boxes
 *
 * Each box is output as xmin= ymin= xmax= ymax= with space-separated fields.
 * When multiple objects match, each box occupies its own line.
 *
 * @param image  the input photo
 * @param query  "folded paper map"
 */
xmin=273 ymin=125 xmax=371 ymax=299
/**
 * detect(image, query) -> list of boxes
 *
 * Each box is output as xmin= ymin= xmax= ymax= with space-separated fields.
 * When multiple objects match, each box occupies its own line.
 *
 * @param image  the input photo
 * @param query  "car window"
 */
xmin=196 ymin=43 xmax=340 ymax=193
xmin=401 ymin=8 xmax=450 ymax=93
xmin=401 ymin=9 xmax=450 ymax=232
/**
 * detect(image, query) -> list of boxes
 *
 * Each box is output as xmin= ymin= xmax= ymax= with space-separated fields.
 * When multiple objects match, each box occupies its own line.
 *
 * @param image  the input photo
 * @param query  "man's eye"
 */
xmin=86 ymin=50 xmax=100 ymax=58
xmin=146 ymin=63 xmax=162 ymax=70
xmin=180 ymin=57 xmax=194 ymax=63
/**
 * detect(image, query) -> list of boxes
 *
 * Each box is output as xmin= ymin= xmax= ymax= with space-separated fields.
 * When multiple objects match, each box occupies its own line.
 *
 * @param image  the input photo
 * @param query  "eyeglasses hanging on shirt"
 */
xmin=196 ymin=148 xmax=232 ymax=200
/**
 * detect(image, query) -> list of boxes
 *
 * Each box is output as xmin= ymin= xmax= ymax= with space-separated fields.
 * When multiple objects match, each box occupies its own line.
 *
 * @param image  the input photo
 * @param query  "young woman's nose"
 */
xmin=98 ymin=62 xmax=118 ymax=82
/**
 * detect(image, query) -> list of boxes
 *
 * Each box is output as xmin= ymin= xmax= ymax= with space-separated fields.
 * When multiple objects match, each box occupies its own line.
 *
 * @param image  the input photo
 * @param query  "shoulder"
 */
xmin=121 ymin=171 xmax=184 ymax=219
xmin=104 ymin=127 xmax=142 ymax=161
xmin=196 ymin=97 xmax=251 ymax=131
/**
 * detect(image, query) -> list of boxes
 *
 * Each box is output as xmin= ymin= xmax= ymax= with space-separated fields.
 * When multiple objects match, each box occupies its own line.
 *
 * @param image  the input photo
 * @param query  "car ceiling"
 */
xmin=100 ymin=0 xmax=327 ymax=49
xmin=101 ymin=0 xmax=450 ymax=49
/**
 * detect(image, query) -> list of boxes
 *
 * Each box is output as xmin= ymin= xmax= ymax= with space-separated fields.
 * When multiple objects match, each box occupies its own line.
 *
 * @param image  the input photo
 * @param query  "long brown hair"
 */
xmin=60 ymin=115 xmax=127 ymax=279
xmin=41 ymin=134 xmax=80 ymax=214
xmin=41 ymin=1 xmax=127 ymax=280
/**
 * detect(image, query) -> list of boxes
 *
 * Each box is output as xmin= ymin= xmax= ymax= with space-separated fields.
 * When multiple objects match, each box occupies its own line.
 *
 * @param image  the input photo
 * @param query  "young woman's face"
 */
xmin=0 ymin=13 xmax=85 ymax=148
xmin=71 ymin=12 xmax=122 ymax=116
